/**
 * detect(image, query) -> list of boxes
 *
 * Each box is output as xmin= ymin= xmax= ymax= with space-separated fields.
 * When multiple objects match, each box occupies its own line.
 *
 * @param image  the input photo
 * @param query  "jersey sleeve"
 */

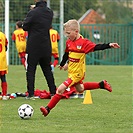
xmin=65 ymin=39 xmax=70 ymax=52
xmin=57 ymin=32 xmax=60 ymax=41
xmin=24 ymin=31 xmax=28 ymax=39
xmin=12 ymin=33 xmax=16 ymax=41
xmin=94 ymin=43 xmax=111 ymax=51
xmin=5 ymin=38 xmax=8 ymax=46
xmin=84 ymin=39 xmax=96 ymax=53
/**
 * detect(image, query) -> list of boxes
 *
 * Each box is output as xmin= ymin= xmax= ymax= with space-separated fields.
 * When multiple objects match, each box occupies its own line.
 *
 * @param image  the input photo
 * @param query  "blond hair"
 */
xmin=64 ymin=19 xmax=80 ymax=32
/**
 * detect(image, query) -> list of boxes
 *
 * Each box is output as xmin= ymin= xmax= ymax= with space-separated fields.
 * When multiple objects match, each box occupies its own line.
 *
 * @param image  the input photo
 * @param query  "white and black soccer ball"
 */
xmin=18 ymin=104 xmax=34 ymax=119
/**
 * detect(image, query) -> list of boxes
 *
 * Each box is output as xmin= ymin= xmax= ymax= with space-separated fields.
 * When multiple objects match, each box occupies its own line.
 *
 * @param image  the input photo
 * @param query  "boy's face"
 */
xmin=64 ymin=27 xmax=78 ymax=41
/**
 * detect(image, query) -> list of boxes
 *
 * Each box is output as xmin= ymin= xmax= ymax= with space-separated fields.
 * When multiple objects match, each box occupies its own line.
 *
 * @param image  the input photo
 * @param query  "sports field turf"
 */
xmin=0 ymin=65 xmax=132 ymax=133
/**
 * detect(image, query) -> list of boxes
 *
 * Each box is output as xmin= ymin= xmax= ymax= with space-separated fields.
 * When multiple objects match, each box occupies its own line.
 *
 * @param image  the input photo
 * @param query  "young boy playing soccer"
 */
xmin=12 ymin=21 xmax=28 ymax=68
xmin=0 ymin=31 xmax=8 ymax=100
xmin=64 ymin=33 xmax=85 ymax=98
xmin=40 ymin=19 xmax=120 ymax=117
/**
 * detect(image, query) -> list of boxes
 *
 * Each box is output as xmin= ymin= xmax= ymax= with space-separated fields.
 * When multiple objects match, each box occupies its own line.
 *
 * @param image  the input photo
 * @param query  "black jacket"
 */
xmin=23 ymin=1 xmax=53 ymax=56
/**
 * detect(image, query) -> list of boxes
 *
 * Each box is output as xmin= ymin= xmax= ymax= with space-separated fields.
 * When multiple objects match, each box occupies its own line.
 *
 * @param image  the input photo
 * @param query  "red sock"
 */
xmin=53 ymin=60 xmax=58 ymax=67
xmin=83 ymin=82 xmax=100 ymax=90
xmin=48 ymin=94 xmax=62 ymax=109
xmin=70 ymin=86 xmax=76 ymax=92
xmin=1 ymin=82 xmax=7 ymax=96
xmin=21 ymin=57 xmax=26 ymax=68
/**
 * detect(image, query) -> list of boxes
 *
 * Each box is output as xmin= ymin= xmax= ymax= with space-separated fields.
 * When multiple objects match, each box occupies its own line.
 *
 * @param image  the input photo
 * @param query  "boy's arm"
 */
xmin=94 ymin=43 xmax=120 ymax=51
xmin=12 ymin=33 xmax=16 ymax=43
xmin=60 ymin=52 xmax=69 ymax=67
xmin=57 ymin=32 xmax=60 ymax=42
xmin=5 ymin=38 xmax=8 ymax=51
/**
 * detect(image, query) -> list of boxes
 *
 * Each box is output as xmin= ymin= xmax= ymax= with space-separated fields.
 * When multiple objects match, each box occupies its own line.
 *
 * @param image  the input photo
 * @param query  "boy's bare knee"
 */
xmin=56 ymin=89 xmax=63 ymax=95
xmin=77 ymin=88 xmax=84 ymax=93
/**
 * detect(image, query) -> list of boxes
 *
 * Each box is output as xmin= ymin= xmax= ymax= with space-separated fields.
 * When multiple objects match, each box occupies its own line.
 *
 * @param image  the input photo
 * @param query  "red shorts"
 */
xmin=19 ymin=52 xmax=26 ymax=58
xmin=51 ymin=53 xmax=59 ymax=59
xmin=63 ymin=77 xmax=84 ymax=88
xmin=0 ymin=71 xmax=7 ymax=75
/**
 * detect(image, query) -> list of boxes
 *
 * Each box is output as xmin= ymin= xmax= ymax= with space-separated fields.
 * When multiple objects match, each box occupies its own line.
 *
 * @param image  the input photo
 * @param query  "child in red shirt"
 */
xmin=40 ymin=19 xmax=120 ymax=117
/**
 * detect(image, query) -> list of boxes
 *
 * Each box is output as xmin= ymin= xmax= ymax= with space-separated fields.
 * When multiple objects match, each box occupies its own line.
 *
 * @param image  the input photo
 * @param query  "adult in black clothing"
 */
xmin=23 ymin=0 xmax=56 ymax=99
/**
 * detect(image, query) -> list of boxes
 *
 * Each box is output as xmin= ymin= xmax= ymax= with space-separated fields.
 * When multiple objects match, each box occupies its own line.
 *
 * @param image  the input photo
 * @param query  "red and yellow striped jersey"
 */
xmin=65 ymin=37 xmax=96 ymax=79
xmin=12 ymin=29 xmax=27 ymax=53
xmin=0 ymin=32 xmax=8 ymax=71
xmin=50 ymin=29 xmax=60 ymax=54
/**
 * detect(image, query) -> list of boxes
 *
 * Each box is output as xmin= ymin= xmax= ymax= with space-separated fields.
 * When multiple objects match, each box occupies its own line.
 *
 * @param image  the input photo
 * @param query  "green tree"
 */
xmin=4 ymin=0 xmax=132 ymax=24
xmin=64 ymin=0 xmax=99 ymax=22
xmin=10 ymin=0 xmax=33 ymax=23
xmin=84 ymin=0 xmax=99 ymax=11
xmin=100 ymin=1 xmax=132 ymax=24
xmin=50 ymin=0 xmax=99 ymax=23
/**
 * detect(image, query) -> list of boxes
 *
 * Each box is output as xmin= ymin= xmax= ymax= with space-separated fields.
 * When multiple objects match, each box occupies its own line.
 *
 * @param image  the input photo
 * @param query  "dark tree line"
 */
xmin=0 ymin=0 xmax=132 ymax=24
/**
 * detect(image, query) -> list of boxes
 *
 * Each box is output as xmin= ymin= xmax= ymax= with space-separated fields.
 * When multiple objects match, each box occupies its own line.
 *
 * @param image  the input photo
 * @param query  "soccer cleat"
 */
xmin=15 ymin=92 xmax=26 ymax=97
xmin=40 ymin=106 xmax=49 ymax=117
xmin=70 ymin=94 xmax=78 ymax=98
xmin=2 ymin=95 xmax=9 ymax=100
xmin=51 ymin=65 xmax=54 ymax=72
xmin=99 ymin=80 xmax=112 ymax=92
xmin=78 ymin=93 xmax=84 ymax=98
xmin=25 ymin=95 xmax=35 ymax=100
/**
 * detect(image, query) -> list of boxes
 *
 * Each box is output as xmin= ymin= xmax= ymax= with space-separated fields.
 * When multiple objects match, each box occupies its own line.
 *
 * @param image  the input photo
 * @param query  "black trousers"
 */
xmin=26 ymin=53 xmax=56 ymax=96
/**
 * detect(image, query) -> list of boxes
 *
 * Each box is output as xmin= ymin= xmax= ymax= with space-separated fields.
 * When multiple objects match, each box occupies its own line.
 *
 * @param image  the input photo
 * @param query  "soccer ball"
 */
xmin=18 ymin=104 xmax=34 ymax=119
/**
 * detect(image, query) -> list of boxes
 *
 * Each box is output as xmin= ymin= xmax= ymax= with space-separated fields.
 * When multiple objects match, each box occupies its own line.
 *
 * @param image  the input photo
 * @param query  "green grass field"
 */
xmin=0 ymin=65 xmax=132 ymax=133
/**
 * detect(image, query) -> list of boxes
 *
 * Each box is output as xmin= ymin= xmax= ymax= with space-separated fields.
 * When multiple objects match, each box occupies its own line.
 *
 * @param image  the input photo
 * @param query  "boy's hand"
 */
xmin=58 ymin=65 xmax=64 ymax=70
xmin=109 ymin=43 xmax=120 ymax=48
xmin=58 ymin=63 xmax=68 ymax=71
xmin=63 ymin=63 xmax=68 ymax=71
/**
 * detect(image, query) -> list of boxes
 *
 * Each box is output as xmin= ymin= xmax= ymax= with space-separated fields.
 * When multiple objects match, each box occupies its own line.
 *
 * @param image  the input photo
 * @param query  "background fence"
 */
xmin=0 ymin=0 xmax=132 ymax=65
xmin=4 ymin=23 xmax=132 ymax=65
